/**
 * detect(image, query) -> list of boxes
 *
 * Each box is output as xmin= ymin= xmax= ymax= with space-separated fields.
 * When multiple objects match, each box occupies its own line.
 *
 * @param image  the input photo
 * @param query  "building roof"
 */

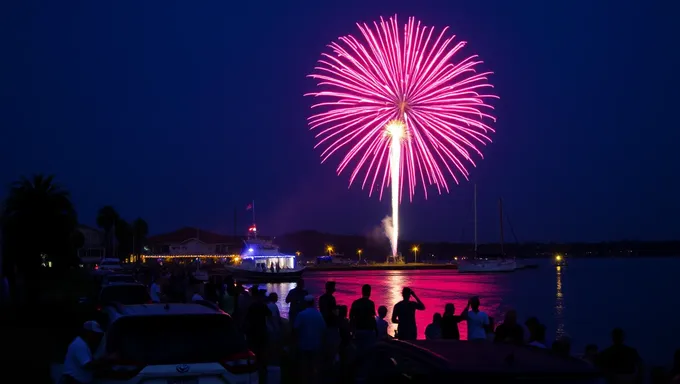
xmin=148 ymin=227 xmax=241 ymax=245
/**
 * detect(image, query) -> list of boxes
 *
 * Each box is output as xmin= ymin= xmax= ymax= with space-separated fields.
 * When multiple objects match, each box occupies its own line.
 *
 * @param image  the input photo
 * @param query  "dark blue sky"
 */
xmin=1 ymin=1 xmax=678 ymax=242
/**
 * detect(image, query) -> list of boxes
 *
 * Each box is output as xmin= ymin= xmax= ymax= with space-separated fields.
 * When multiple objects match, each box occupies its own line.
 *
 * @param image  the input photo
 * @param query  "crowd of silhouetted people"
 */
xmin=6 ymin=263 xmax=679 ymax=384
xmin=186 ymin=276 xmax=680 ymax=384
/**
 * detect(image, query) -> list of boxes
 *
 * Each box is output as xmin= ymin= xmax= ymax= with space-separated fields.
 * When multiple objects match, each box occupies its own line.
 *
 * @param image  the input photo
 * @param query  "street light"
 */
xmin=295 ymin=251 xmax=301 ymax=257
xmin=326 ymin=245 xmax=334 ymax=256
xmin=411 ymin=245 xmax=419 ymax=263
xmin=356 ymin=249 xmax=363 ymax=261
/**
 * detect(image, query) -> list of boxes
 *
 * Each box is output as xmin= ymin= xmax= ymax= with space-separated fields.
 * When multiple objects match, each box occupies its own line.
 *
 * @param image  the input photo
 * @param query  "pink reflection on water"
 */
xmin=261 ymin=270 xmax=508 ymax=340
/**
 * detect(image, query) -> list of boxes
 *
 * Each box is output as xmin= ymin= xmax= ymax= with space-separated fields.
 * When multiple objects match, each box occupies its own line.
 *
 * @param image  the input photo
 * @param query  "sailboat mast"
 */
xmin=474 ymin=184 xmax=478 ymax=255
xmin=499 ymin=198 xmax=505 ymax=256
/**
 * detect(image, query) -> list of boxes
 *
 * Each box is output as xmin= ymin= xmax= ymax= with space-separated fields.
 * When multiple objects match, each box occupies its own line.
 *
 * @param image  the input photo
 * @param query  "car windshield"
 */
xmin=100 ymin=285 xmax=149 ymax=304
xmin=106 ymin=314 xmax=247 ymax=364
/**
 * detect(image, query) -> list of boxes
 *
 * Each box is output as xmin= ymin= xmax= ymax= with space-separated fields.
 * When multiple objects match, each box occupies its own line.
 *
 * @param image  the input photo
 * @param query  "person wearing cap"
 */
xmin=60 ymin=321 xmax=109 ymax=384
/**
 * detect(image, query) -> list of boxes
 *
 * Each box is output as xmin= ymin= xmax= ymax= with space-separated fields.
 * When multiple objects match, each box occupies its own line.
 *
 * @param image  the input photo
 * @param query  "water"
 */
xmin=259 ymin=257 xmax=679 ymax=366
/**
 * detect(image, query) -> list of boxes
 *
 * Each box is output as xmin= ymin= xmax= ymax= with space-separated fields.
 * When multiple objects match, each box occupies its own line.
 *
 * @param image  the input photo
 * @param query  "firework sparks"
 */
xmin=306 ymin=15 xmax=498 ymax=256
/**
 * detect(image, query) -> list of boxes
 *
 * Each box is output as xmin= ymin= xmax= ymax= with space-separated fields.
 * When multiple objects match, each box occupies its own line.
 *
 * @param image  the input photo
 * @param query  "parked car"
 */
xmin=101 ymin=273 xmax=137 ymax=285
xmin=52 ymin=302 xmax=257 ymax=383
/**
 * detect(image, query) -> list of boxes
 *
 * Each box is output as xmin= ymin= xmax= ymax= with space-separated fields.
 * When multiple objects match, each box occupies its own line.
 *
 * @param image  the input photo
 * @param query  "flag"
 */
xmin=246 ymin=203 xmax=252 ymax=211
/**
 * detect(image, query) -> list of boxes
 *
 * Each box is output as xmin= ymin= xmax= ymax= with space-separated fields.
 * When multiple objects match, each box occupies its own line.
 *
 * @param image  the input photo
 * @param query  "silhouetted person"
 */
xmin=60 ymin=321 xmax=108 ymax=384
xmin=245 ymin=289 xmax=272 ymax=384
xmin=598 ymin=328 xmax=643 ymax=383
xmin=293 ymin=295 xmax=326 ymax=384
xmin=528 ymin=323 xmax=547 ymax=348
xmin=219 ymin=281 xmax=236 ymax=315
xmin=319 ymin=281 xmax=337 ymax=327
xmin=582 ymin=344 xmax=599 ymax=366
xmin=391 ymin=287 xmax=425 ymax=340
xmin=286 ymin=279 xmax=307 ymax=325
xmin=376 ymin=305 xmax=389 ymax=339
xmin=494 ymin=309 xmax=524 ymax=345
xmin=319 ymin=281 xmax=339 ymax=368
xmin=350 ymin=284 xmax=378 ymax=351
xmin=670 ymin=349 xmax=680 ymax=382
xmin=551 ymin=336 xmax=572 ymax=358
xmin=337 ymin=305 xmax=351 ymax=365
xmin=150 ymin=276 xmax=163 ymax=303
xmin=425 ymin=313 xmax=442 ymax=340
xmin=462 ymin=296 xmax=490 ymax=341
xmin=524 ymin=317 xmax=539 ymax=344
xmin=441 ymin=303 xmax=463 ymax=340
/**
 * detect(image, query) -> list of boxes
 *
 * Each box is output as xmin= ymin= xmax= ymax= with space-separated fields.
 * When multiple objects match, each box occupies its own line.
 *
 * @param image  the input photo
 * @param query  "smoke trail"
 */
xmin=382 ymin=215 xmax=394 ymax=252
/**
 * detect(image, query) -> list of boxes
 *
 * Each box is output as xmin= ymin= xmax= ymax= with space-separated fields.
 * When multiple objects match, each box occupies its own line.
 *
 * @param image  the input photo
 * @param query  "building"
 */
xmin=145 ymin=227 xmax=243 ymax=260
xmin=77 ymin=225 xmax=105 ymax=264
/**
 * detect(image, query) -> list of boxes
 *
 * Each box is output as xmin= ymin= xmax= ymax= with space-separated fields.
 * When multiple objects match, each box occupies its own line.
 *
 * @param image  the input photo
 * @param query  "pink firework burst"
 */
xmin=306 ymin=15 xmax=498 ymax=201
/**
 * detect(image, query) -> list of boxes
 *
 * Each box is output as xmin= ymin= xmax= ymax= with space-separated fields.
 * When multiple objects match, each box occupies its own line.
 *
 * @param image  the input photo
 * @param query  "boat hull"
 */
xmin=458 ymin=260 xmax=517 ymax=273
xmin=226 ymin=267 xmax=306 ymax=283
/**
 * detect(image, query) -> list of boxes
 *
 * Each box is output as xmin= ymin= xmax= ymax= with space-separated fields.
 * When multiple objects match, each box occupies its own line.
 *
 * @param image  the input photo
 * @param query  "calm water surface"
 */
xmin=260 ymin=257 xmax=679 ymax=365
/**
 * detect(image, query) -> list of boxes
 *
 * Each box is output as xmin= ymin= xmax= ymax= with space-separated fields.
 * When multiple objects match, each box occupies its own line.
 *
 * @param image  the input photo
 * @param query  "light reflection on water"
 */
xmin=253 ymin=258 xmax=680 ymax=365
xmin=555 ymin=265 xmax=566 ymax=339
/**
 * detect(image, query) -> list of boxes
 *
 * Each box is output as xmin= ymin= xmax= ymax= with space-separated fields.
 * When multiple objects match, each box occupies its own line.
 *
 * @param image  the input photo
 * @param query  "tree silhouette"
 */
xmin=131 ymin=218 xmax=149 ymax=262
xmin=1 ymin=174 xmax=78 ymax=274
xmin=114 ymin=218 xmax=132 ymax=262
xmin=96 ymin=205 xmax=119 ymax=258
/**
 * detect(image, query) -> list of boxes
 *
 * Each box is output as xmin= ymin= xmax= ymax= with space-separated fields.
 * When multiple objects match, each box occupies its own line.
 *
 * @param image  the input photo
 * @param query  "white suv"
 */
xmin=93 ymin=302 xmax=257 ymax=383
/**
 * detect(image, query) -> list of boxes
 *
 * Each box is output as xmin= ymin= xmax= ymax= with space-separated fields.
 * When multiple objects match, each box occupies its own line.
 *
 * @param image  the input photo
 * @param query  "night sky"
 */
xmin=1 ymin=1 xmax=678 ymax=243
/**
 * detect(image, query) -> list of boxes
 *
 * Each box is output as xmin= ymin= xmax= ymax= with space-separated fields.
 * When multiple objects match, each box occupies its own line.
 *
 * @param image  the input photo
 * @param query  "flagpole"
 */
xmin=252 ymin=200 xmax=256 ymax=224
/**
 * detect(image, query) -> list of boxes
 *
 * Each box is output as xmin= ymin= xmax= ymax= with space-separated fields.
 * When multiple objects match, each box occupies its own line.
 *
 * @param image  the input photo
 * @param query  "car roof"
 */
xmin=393 ymin=340 xmax=600 ymax=377
xmin=110 ymin=303 xmax=224 ymax=317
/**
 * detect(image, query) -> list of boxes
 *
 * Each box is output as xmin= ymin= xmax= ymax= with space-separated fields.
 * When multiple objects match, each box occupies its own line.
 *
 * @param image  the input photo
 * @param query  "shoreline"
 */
xmin=307 ymin=263 xmax=458 ymax=272
xmin=306 ymin=262 xmax=540 ymax=272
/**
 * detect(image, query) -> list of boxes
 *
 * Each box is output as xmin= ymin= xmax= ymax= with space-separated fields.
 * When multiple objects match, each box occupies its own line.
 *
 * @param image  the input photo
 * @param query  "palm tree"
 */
xmin=96 ymin=205 xmax=119 ymax=258
xmin=114 ymin=218 xmax=132 ymax=261
xmin=1 ymin=174 xmax=77 ymax=274
xmin=131 ymin=218 xmax=149 ymax=262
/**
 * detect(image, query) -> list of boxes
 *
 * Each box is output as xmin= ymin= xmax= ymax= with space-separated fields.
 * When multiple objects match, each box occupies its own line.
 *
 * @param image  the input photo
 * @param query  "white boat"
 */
xmin=458 ymin=258 xmax=517 ymax=273
xmin=226 ymin=225 xmax=305 ymax=283
xmin=458 ymin=185 xmax=517 ymax=273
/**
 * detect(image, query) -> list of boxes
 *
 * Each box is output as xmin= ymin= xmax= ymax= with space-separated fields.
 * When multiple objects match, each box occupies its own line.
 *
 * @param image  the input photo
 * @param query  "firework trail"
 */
xmin=306 ymin=15 xmax=497 ymax=257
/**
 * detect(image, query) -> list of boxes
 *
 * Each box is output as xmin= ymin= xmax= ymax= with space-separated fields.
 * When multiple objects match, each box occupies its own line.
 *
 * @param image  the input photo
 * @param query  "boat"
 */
xmin=458 ymin=185 xmax=517 ymax=273
xmin=226 ymin=224 xmax=305 ymax=283
xmin=458 ymin=258 xmax=517 ymax=273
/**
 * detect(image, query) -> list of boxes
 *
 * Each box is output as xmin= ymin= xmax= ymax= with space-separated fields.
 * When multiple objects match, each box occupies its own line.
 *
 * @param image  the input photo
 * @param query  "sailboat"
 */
xmin=458 ymin=185 xmax=517 ymax=273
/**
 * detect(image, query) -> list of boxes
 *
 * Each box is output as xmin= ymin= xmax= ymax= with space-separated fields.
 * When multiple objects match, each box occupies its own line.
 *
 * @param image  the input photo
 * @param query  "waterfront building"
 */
xmin=76 ymin=225 xmax=106 ymax=265
xmin=144 ymin=227 xmax=243 ymax=261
